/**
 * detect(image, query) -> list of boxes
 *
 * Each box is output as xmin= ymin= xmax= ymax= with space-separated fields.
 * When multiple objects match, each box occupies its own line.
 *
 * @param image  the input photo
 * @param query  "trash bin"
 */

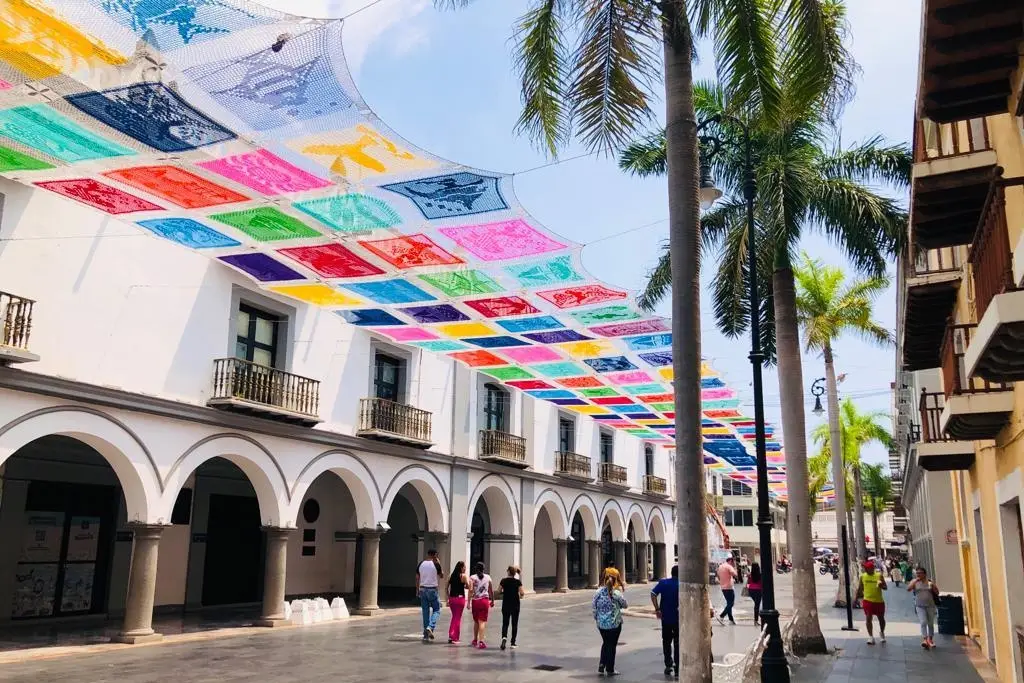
xmin=937 ymin=594 xmax=965 ymax=636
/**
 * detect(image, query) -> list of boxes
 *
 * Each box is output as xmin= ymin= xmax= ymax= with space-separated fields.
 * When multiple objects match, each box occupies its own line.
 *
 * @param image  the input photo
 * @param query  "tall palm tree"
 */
xmin=438 ymin=0 xmax=849 ymax=672
xmin=861 ymin=463 xmax=894 ymax=559
xmin=620 ymin=54 xmax=905 ymax=651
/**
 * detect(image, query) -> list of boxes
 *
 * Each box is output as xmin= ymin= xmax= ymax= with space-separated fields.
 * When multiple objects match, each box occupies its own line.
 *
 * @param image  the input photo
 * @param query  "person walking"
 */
xmin=416 ymin=549 xmax=443 ymax=642
xmin=901 ymin=559 xmax=912 ymax=584
xmin=889 ymin=561 xmax=903 ymax=587
xmin=746 ymin=562 xmax=763 ymax=627
xmin=592 ymin=567 xmax=627 ymax=676
xmin=499 ymin=565 xmax=524 ymax=650
xmin=469 ymin=562 xmax=494 ymax=649
xmin=716 ymin=556 xmax=738 ymax=625
xmin=856 ymin=560 xmax=888 ymax=645
xmin=650 ymin=565 xmax=679 ymax=676
xmin=446 ymin=561 xmax=470 ymax=644
xmin=908 ymin=567 xmax=940 ymax=649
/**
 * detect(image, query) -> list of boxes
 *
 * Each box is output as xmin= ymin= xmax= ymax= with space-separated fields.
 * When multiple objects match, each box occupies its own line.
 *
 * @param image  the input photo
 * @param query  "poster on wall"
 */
xmin=19 ymin=512 xmax=65 ymax=563
xmin=60 ymin=564 xmax=96 ymax=613
xmin=10 ymin=563 xmax=58 ymax=618
xmin=66 ymin=517 xmax=101 ymax=562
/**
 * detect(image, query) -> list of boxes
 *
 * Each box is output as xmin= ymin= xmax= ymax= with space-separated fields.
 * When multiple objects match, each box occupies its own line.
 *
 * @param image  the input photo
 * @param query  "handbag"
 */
xmin=741 ymin=584 xmax=750 ymax=597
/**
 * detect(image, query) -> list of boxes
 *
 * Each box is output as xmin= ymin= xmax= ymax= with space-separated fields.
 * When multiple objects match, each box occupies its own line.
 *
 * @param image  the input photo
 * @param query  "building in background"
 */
xmin=895 ymin=1 xmax=1024 ymax=680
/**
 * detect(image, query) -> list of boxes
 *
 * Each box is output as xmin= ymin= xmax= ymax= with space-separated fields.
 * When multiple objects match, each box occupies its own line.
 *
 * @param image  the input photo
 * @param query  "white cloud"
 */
xmin=255 ymin=0 xmax=430 ymax=74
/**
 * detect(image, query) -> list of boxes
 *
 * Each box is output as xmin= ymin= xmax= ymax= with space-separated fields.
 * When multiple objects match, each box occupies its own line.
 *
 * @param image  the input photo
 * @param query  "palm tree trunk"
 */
xmin=853 ymin=463 xmax=868 ymax=560
xmin=661 ymin=6 xmax=710 ymax=680
xmin=871 ymin=498 xmax=882 ymax=559
xmin=772 ymin=268 xmax=826 ymax=654
xmin=824 ymin=342 xmax=851 ymax=607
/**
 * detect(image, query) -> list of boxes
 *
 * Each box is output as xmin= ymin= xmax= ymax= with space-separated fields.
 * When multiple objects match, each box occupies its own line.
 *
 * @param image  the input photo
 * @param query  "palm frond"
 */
xmin=779 ymin=0 xmax=859 ymax=120
xmin=637 ymin=243 xmax=671 ymax=313
xmin=513 ymin=0 xmax=572 ymax=156
xmin=619 ymin=131 xmax=666 ymax=177
xmin=568 ymin=0 xmax=660 ymax=153
xmin=818 ymin=137 xmax=912 ymax=190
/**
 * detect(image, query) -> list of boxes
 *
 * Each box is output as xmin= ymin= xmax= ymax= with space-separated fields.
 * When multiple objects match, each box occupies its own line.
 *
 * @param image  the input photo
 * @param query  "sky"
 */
xmin=261 ymin=0 xmax=924 ymax=468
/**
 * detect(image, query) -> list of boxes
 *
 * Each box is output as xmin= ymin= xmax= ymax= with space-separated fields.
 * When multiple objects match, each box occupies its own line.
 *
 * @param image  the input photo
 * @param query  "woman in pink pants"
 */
xmin=447 ymin=561 xmax=469 ymax=644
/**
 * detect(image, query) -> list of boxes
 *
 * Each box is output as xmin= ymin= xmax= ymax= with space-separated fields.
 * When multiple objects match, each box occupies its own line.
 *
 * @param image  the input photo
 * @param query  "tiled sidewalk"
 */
xmin=793 ymin=576 xmax=998 ymax=683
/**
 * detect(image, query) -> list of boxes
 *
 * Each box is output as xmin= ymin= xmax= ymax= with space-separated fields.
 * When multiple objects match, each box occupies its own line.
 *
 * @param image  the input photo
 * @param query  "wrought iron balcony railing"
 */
xmin=357 ymin=397 xmax=432 ymax=446
xmin=598 ymin=462 xmax=628 ymax=487
xmin=209 ymin=357 xmax=320 ymax=423
xmin=479 ymin=430 xmax=527 ymax=466
xmin=555 ymin=451 xmax=592 ymax=479
xmin=1 ymin=291 xmax=35 ymax=354
xmin=643 ymin=475 xmax=668 ymax=496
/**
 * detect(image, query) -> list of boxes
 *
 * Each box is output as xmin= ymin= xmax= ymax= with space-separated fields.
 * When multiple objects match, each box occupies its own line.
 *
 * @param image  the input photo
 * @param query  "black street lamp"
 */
xmin=699 ymin=115 xmax=788 ymax=683
xmin=811 ymin=378 xmax=826 ymax=416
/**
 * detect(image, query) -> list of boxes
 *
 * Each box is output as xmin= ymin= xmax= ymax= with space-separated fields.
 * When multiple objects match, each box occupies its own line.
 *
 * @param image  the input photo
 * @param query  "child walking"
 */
xmin=469 ymin=562 xmax=494 ymax=649
xmin=499 ymin=565 xmax=524 ymax=650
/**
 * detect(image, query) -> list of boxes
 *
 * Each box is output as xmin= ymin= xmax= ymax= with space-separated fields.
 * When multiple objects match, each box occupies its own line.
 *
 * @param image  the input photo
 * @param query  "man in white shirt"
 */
xmin=416 ymin=549 xmax=443 ymax=641
xmin=716 ymin=557 xmax=738 ymax=625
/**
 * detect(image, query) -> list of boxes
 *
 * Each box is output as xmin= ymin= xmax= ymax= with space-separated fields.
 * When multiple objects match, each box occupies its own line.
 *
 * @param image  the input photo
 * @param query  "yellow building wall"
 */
xmin=946 ymin=107 xmax=1024 ymax=683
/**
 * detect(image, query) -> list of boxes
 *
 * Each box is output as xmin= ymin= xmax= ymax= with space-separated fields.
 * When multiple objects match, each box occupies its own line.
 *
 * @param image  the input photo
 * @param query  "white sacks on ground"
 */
xmin=287 ymin=597 xmax=349 ymax=626
xmin=290 ymin=599 xmax=311 ymax=626
xmin=330 ymin=597 xmax=349 ymax=619
xmin=282 ymin=601 xmax=292 ymax=622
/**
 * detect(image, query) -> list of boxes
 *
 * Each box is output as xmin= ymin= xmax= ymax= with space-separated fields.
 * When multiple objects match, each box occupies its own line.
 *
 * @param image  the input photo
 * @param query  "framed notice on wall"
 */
xmin=60 ymin=564 xmax=96 ymax=613
xmin=19 ymin=513 xmax=64 ymax=563
xmin=65 ymin=517 xmax=101 ymax=562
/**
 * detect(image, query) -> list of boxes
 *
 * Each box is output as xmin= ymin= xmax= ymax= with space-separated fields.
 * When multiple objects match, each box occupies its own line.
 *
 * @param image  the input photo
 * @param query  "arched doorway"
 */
xmin=0 ymin=436 xmax=127 ymax=620
xmin=379 ymin=483 xmax=426 ymax=604
xmin=468 ymin=481 xmax=518 ymax=576
xmin=288 ymin=471 xmax=361 ymax=602
xmin=626 ymin=522 xmax=637 ymax=582
xmin=569 ymin=512 xmax=585 ymax=588
xmin=533 ymin=505 xmax=557 ymax=589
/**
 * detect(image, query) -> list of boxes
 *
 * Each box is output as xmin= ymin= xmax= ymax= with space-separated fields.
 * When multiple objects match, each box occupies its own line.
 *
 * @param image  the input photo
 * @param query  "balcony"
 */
xmin=598 ymin=462 xmax=628 ymax=488
xmin=915 ymin=390 xmax=976 ymax=471
xmin=912 ymin=118 xmax=997 ymax=250
xmin=0 ymin=291 xmax=39 ymax=365
xmin=903 ymin=246 xmax=964 ymax=370
xmin=478 ymin=430 xmax=528 ymax=468
xmin=643 ymin=475 xmax=668 ymax=497
xmin=207 ymin=358 xmax=321 ymax=425
xmin=938 ymin=324 xmax=1013 ymax=441
xmin=554 ymin=451 xmax=592 ymax=481
xmin=918 ymin=0 xmax=1023 ymax=122
xmin=357 ymin=397 xmax=433 ymax=448
xmin=964 ymin=178 xmax=1024 ymax=383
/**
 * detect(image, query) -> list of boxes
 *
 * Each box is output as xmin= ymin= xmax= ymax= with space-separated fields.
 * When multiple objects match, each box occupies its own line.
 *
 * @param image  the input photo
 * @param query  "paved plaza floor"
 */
xmin=0 ymin=573 xmax=998 ymax=682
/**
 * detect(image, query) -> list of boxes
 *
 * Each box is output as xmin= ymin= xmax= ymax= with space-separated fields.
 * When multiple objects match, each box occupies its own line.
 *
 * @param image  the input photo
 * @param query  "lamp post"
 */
xmin=811 ymin=378 xmax=826 ymax=417
xmin=699 ymin=116 xmax=788 ymax=683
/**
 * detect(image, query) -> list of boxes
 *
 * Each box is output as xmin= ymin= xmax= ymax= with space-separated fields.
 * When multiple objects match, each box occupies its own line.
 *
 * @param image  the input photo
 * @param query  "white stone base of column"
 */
xmin=112 ymin=630 xmax=163 ymax=644
xmin=551 ymin=587 xmax=569 ymax=593
xmin=254 ymin=617 xmax=292 ymax=627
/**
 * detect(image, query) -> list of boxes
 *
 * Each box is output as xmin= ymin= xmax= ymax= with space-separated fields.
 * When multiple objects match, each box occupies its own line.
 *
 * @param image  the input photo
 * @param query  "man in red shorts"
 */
xmin=857 ymin=560 xmax=887 ymax=644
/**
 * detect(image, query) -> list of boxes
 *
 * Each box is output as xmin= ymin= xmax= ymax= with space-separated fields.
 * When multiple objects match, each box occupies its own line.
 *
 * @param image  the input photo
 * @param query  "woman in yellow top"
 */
xmin=856 ymin=560 xmax=888 ymax=645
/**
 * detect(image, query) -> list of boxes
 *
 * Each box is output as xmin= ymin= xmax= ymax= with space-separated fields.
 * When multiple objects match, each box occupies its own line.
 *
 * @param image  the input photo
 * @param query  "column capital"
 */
xmin=262 ymin=526 xmax=296 ymax=540
xmin=651 ymin=541 xmax=667 ymax=548
xmin=125 ymin=523 xmax=167 ymax=540
xmin=554 ymin=538 xmax=570 ymax=547
xmin=427 ymin=531 xmax=450 ymax=542
xmin=586 ymin=539 xmax=602 ymax=548
xmin=357 ymin=528 xmax=386 ymax=539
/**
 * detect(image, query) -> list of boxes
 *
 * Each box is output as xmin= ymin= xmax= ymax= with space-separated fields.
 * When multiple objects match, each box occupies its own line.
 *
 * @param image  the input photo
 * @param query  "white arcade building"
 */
xmin=0 ymin=177 xmax=677 ymax=642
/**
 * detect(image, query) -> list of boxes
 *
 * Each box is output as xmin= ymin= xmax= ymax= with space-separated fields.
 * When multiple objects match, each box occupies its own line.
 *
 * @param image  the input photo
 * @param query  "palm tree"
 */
xmin=798 ymin=258 xmax=893 ymax=571
xmin=810 ymin=398 xmax=896 ymax=556
xmin=861 ymin=463 xmax=894 ymax=559
xmin=438 ymin=0 xmax=850 ymax=671
xmin=620 ymin=43 xmax=906 ymax=650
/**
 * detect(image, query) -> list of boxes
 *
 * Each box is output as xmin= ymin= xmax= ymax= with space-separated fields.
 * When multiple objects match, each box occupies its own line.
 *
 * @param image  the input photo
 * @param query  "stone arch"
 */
xmin=290 ymin=449 xmax=379 ymax=530
xmin=648 ymin=506 xmax=669 ymax=543
xmin=569 ymin=493 xmax=601 ymax=539
xmin=163 ymin=434 xmax=290 ymax=527
xmin=381 ymin=465 xmax=449 ymax=532
xmin=467 ymin=474 xmax=519 ymax=535
xmin=534 ymin=488 xmax=569 ymax=539
xmin=0 ymin=406 xmax=158 ymax=522
xmin=627 ymin=504 xmax=649 ymax=543
xmin=600 ymin=498 xmax=627 ymax=541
